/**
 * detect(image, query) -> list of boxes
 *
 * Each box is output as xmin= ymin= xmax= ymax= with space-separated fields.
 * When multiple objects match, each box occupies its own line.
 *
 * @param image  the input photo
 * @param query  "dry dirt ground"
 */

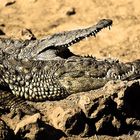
xmin=0 ymin=0 xmax=140 ymax=140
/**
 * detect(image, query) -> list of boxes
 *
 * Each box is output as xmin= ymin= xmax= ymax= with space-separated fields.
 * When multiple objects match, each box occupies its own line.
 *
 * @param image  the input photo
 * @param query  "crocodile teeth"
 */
xmin=64 ymin=44 xmax=68 ymax=47
xmin=132 ymin=65 xmax=135 ymax=72
xmin=126 ymin=71 xmax=131 ymax=76
xmin=127 ymin=66 xmax=135 ymax=76
xmin=73 ymin=40 xmax=77 ymax=43
xmin=118 ymin=75 xmax=121 ymax=79
xmin=125 ymin=72 xmax=130 ymax=77
xmin=77 ymin=37 xmax=80 ymax=40
xmin=85 ymin=37 xmax=88 ymax=40
xmin=121 ymin=74 xmax=126 ymax=79
xmin=121 ymin=66 xmax=136 ymax=79
xmin=92 ymin=32 xmax=96 ymax=37
xmin=103 ymin=77 xmax=106 ymax=80
xmin=114 ymin=75 xmax=117 ymax=79
xmin=95 ymin=29 xmax=98 ymax=32
xmin=109 ymin=25 xmax=111 ymax=30
xmin=96 ymin=77 xmax=106 ymax=80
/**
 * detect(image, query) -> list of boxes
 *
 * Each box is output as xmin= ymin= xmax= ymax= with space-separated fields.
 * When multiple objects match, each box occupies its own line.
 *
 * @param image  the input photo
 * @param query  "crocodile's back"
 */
xmin=0 ymin=58 xmax=70 ymax=101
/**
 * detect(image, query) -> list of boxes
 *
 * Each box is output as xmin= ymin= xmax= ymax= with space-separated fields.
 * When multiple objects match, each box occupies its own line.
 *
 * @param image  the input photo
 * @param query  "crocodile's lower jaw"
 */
xmin=59 ymin=77 xmax=108 ymax=93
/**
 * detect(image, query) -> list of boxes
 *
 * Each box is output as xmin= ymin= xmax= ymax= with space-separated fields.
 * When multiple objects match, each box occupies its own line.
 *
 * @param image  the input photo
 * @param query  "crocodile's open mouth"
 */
xmin=106 ymin=65 xmax=136 ymax=80
xmin=56 ymin=19 xmax=113 ymax=48
xmin=36 ymin=19 xmax=112 ymax=60
xmin=60 ymin=19 xmax=113 ymax=48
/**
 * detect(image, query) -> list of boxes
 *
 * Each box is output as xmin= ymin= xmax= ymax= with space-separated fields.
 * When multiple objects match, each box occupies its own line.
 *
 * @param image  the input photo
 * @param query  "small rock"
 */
xmin=95 ymin=115 xmax=112 ymax=133
xmin=48 ymin=106 xmax=86 ymax=135
xmin=66 ymin=7 xmax=76 ymax=16
xmin=4 ymin=0 xmax=16 ymax=6
xmin=78 ymin=95 xmax=92 ymax=117
xmin=14 ymin=113 xmax=41 ymax=134
xmin=0 ymin=29 xmax=5 ymax=35
xmin=0 ymin=24 xmax=5 ymax=27
xmin=126 ymin=118 xmax=140 ymax=127
xmin=21 ymin=28 xmax=36 ymax=40
xmin=30 ymin=0 xmax=38 ymax=2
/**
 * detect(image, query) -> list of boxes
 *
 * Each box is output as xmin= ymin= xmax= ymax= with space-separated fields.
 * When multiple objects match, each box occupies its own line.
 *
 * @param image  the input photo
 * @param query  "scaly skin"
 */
xmin=0 ymin=19 xmax=112 ymax=60
xmin=0 ymin=90 xmax=37 ymax=118
xmin=0 ymin=56 xmax=140 ymax=102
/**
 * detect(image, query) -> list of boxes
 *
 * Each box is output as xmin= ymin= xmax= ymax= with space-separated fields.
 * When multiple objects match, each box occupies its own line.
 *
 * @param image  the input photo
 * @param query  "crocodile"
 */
xmin=0 ymin=18 xmax=140 ymax=112
xmin=0 ymin=18 xmax=140 ymax=139
xmin=0 ymin=54 xmax=140 ymax=102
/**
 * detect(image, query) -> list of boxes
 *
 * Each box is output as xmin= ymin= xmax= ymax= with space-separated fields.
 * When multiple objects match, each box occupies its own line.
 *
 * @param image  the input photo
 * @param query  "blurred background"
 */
xmin=0 ymin=0 xmax=140 ymax=62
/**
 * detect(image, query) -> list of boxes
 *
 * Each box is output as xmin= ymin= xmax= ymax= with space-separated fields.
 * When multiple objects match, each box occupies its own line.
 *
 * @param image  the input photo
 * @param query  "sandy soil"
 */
xmin=0 ymin=0 xmax=140 ymax=62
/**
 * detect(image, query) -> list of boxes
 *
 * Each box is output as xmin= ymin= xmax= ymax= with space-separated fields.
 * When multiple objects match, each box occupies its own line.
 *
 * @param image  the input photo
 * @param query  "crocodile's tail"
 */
xmin=0 ymin=90 xmax=37 ymax=118
xmin=0 ymin=118 xmax=15 ymax=140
